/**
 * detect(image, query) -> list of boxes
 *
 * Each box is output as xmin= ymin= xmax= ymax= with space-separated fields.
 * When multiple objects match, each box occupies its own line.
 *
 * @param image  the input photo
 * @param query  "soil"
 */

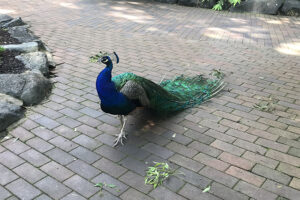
xmin=0 ymin=28 xmax=26 ymax=74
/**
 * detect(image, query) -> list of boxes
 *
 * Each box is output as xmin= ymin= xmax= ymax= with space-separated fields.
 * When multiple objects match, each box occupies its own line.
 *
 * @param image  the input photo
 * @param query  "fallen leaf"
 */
xmin=202 ymin=185 xmax=211 ymax=193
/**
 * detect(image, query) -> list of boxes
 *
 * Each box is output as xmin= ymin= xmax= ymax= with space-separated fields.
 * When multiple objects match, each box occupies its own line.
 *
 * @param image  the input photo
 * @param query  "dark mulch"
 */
xmin=0 ymin=28 xmax=26 ymax=74
xmin=0 ymin=28 xmax=20 ymax=45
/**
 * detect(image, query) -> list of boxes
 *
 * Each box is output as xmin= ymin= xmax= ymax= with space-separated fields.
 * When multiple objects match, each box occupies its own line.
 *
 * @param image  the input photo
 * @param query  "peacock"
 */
xmin=92 ymin=52 xmax=225 ymax=146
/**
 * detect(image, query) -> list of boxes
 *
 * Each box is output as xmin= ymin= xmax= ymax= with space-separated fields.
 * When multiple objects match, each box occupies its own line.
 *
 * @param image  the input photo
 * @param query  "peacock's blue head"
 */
xmin=98 ymin=52 xmax=119 ymax=67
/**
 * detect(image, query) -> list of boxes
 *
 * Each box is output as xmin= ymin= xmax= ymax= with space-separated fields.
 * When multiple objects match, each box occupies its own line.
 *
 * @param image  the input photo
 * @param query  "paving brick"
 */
xmin=91 ymin=173 xmax=128 ymax=196
xmin=61 ymin=192 xmax=86 ymax=200
xmin=164 ymin=175 xmax=185 ymax=192
xmin=45 ymin=148 xmax=75 ymax=165
xmin=98 ymin=115 xmax=120 ymax=126
xmin=166 ymin=141 xmax=197 ymax=158
xmin=290 ymin=177 xmax=300 ymax=190
xmin=121 ymin=188 xmax=154 ymax=200
xmin=70 ymin=146 xmax=101 ymax=164
xmin=204 ymin=129 xmax=236 ymax=143
xmin=72 ymin=134 xmax=102 ymax=150
xmin=35 ymin=176 xmax=72 ymax=199
xmin=266 ymin=149 xmax=300 ymax=167
xmin=26 ymin=137 xmax=54 ymax=153
xmin=76 ymin=124 xmax=102 ymax=137
xmin=278 ymin=137 xmax=300 ymax=149
xmin=149 ymin=186 xmax=186 ymax=200
xmin=90 ymin=190 xmax=120 ymax=200
xmin=117 ymin=144 xmax=151 ymax=160
xmin=13 ymin=163 xmax=46 ymax=184
xmin=34 ymin=116 xmax=61 ymax=129
xmin=199 ymin=120 xmax=229 ymax=133
xmin=93 ymin=157 xmax=127 ymax=178
xmin=214 ymin=110 xmax=241 ymax=122
xmin=188 ymin=141 xmax=222 ymax=157
xmin=235 ymin=181 xmax=277 ymax=200
xmin=6 ymin=179 xmax=41 ymax=200
xmin=247 ymin=128 xmax=279 ymax=141
xmin=9 ymin=127 xmax=34 ymax=142
xmin=169 ymin=154 xmax=203 ymax=172
xmin=184 ymin=130 xmax=215 ymax=144
xmin=277 ymin=162 xmax=300 ymax=179
xmin=180 ymin=120 xmax=211 ymax=134
xmin=226 ymin=129 xmax=257 ymax=142
xmin=0 ymin=150 xmax=24 ymax=169
xmin=267 ymin=127 xmax=298 ymax=139
xmin=119 ymin=171 xmax=152 ymax=193
xmin=242 ymin=151 xmax=279 ymax=169
xmin=77 ymin=115 xmax=102 ymax=128
xmin=240 ymin=119 xmax=269 ymax=131
xmin=262 ymin=180 xmax=300 ymax=200
xmin=0 ymin=164 xmax=18 ymax=185
xmin=252 ymin=164 xmax=291 ymax=185
xmin=21 ymin=119 xmax=39 ymax=130
xmin=40 ymin=161 xmax=74 ymax=181
xmin=56 ymin=116 xmax=81 ymax=129
xmin=49 ymin=136 xmax=78 ymax=152
xmin=64 ymin=175 xmax=98 ymax=198
xmin=255 ymin=138 xmax=289 ymax=152
xmin=258 ymin=118 xmax=288 ymax=129
xmin=94 ymin=144 xmax=126 ymax=162
xmin=226 ymin=166 xmax=265 ymax=187
xmin=34 ymin=194 xmax=52 ymax=200
xmin=67 ymin=159 xmax=100 ymax=179
xmin=79 ymin=107 xmax=103 ymax=118
xmin=179 ymin=183 xmax=221 ymax=200
xmin=219 ymin=152 xmax=254 ymax=170
xmin=20 ymin=149 xmax=50 ymax=167
xmin=179 ymin=167 xmax=211 ymax=189
xmin=120 ymin=156 xmax=147 ymax=176
xmin=288 ymin=147 xmax=300 ymax=158
xmin=194 ymin=153 xmax=229 ymax=171
xmin=210 ymin=182 xmax=249 ymax=200
xmin=199 ymin=166 xmax=238 ymax=188
xmin=0 ymin=185 xmax=11 ymax=200
xmin=143 ymin=132 xmax=170 ymax=146
xmin=59 ymin=107 xmax=83 ymax=119
xmin=220 ymin=119 xmax=249 ymax=132
xmin=96 ymin=134 xmax=115 ymax=146
xmin=211 ymin=140 xmax=245 ymax=156
xmin=31 ymin=127 xmax=57 ymax=141
xmin=234 ymin=139 xmax=266 ymax=155
xmin=232 ymin=110 xmax=259 ymax=121
xmin=53 ymin=125 xmax=80 ymax=139
xmin=250 ymin=109 xmax=278 ymax=121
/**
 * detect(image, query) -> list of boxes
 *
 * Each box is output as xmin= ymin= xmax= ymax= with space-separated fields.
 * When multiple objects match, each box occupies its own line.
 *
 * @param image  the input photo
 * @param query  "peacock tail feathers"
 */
xmin=112 ymin=71 xmax=225 ymax=114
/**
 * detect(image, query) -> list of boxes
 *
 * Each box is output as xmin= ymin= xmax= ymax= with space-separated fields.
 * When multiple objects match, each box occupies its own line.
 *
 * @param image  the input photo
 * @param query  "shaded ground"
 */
xmin=0 ymin=0 xmax=299 ymax=200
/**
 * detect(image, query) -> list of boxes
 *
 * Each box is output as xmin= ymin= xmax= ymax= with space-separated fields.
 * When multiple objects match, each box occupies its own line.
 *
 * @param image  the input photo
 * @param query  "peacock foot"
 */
xmin=113 ymin=131 xmax=127 ymax=147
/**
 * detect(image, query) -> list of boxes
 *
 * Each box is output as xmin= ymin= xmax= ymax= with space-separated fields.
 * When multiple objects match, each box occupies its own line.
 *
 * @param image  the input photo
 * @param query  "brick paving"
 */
xmin=1 ymin=0 xmax=300 ymax=199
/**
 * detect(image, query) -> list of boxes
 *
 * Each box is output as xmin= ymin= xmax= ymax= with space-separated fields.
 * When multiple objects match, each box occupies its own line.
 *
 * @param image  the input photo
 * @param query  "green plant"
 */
xmin=203 ymin=0 xmax=241 ymax=11
xmin=253 ymin=96 xmax=278 ymax=113
xmin=94 ymin=182 xmax=117 ymax=196
xmin=145 ymin=162 xmax=182 ymax=188
xmin=0 ymin=46 xmax=5 ymax=64
xmin=210 ymin=69 xmax=225 ymax=79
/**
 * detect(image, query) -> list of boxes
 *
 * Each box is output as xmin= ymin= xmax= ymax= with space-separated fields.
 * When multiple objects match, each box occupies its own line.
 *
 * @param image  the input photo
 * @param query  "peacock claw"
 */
xmin=113 ymin=132 xmax=127 ymax=147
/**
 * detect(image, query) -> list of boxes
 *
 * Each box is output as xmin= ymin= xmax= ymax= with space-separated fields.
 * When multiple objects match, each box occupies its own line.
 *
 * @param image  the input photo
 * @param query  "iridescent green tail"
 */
xmin=112 ymin=72 xmax=225 ymax=114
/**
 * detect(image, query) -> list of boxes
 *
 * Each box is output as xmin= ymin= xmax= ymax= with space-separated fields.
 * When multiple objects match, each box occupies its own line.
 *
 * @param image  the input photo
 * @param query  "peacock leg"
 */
xmin=114 ymin=115 xmax=127 ymax=146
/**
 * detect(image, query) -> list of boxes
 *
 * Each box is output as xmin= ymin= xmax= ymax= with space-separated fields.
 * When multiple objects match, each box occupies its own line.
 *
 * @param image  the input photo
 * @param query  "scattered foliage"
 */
xmin=203 ymin=0 xmax=241 ymax=11
xmin=254 ymin=96 xmax=278 ymax=113
xmin=210 ymin=69 xmax=225 ymax=79
xmin=0 ymin=46 xmax=5 ymax=64
xmin=202 ymin=185 xmax=211 ymax=193
xmin=145 ymin=162 xmax=182 ymax=188
xmin=94 ymin=182 xmax=117 ymax=196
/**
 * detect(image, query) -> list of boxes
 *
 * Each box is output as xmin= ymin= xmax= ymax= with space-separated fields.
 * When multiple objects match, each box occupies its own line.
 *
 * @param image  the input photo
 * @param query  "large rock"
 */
xmin=8 ymin=25 xmax=39 ymax=43
xmin=21 ymin=71 xmax=52 ymax=106
xmin=1 ymin=17 xmax=25 ymax=28
xmin=0 ymin=94 xmax=24 ymax=132
xmin=0 ymin=74 xmax=25 ymax=98
xmin=0 ymin=72 xmax=51 ymax=106
xmin=16 ymin=52 xmax=49 ymax=76
xmin=281 ymin=0 xmax=300 ymax=16
xmin=177 ymin=0 xmax=216 ymax=8
xmin=2 ymin=42 xmax=39 ymax=53
xmin=0 ymin=14 xmax=13 ymax=26
xmin=230 ymin=0 xmax=284 ymax=15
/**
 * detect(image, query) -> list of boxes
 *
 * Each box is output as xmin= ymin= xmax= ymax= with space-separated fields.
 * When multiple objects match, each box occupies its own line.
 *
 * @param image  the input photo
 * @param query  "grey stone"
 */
xmin=0 ymin=14 xmax=13 ymax=26
xmin=0 ymin=74 xmax=26 ymax=98
xmin=1 ymin=17 xmax=25 ymax=28
xmin=281 ymin=0 xmax=300 ymax=16
xmin=21 ymin=71 xmax=52 ymax=105
xmin=178 ymin=0 xmax=216 ymax=8
xmin=230 ymin=0 xmax=284 ymax=15
xmin=0 ymin=94 xmax=24 ymax=132
xmin=8 ymin=25 xmax=39 ymax=43
xmin=16 ymin=52 xmax=49 ymax=75
xmin=2 ymin=42 xmax=39 ymax=53
xmin=155 ymin=0 xmax=178 ymax=4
